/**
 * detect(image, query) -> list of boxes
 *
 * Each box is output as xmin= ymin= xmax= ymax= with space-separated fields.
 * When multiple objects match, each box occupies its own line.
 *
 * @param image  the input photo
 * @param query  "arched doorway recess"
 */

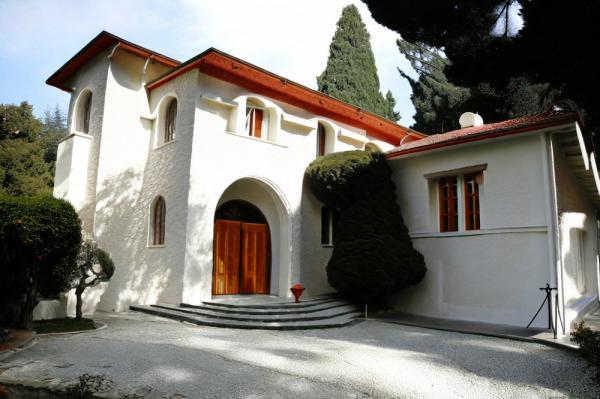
xmin=213 ymin=200 xmax=271 ymax=295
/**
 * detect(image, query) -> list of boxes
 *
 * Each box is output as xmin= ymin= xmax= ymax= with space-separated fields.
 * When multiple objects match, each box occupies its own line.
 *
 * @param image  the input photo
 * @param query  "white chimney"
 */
xmin=459 ymin=112 xmax=484 ymax=128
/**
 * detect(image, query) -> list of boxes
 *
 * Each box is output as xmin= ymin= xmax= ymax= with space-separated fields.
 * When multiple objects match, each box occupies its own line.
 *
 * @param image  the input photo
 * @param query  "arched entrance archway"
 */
xmin=213 ymin=200 xmax=271 ymax=295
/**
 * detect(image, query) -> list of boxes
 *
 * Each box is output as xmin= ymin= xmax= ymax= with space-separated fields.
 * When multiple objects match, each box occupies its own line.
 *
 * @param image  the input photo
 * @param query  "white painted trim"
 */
xmin=225 ymin=131 xmax=288 ymax=148
xmin=337 ymin=127 xmax=367 ymax=145
xmin=410 ymin=226 xmax=548 ymax=239
xmin=575 ymin=123 xmax=590 ymax=171
xmin=424 ymin=164 xmax=487 ymax=179
xmin=200 ymin=92 xmax=237 ymax=108
xmin=58 ymin=132 xmax=93 ymax=144
xmin=281 ymin=113 xmax=317 ymax=132
xmin=546 ymin=132 xmax=565 ymax=332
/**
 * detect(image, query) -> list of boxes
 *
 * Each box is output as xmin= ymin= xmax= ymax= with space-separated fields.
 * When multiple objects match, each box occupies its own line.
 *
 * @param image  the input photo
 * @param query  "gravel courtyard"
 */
xmin=1 ymin=312 xmax=598 ymax=398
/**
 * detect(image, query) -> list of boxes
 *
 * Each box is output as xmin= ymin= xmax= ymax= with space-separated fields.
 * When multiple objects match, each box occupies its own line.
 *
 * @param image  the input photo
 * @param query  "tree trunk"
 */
xmin=75 ymin=284 xmax=84 ymax=320
xmin=18 ymin=285 xmax=37 ymax=330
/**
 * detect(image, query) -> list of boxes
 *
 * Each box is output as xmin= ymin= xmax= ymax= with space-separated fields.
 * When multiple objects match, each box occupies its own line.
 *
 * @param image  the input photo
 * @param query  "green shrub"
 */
xmin=0 ymin=195 xmax=81 ymax=329
xmin=571 ymin=321 xmax=600 ymax=381
xmin=305 ymin=150 xmax=426 ymax=303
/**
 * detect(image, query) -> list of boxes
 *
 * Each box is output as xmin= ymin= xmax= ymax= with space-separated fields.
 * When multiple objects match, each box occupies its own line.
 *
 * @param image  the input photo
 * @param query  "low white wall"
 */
xmin=33 ymin=298 xmax=68 ymax=321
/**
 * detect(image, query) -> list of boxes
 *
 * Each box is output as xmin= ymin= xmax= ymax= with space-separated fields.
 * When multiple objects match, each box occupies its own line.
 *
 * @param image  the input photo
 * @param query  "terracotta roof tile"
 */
xmin=388 ymin=111 xmax=580 ymax=158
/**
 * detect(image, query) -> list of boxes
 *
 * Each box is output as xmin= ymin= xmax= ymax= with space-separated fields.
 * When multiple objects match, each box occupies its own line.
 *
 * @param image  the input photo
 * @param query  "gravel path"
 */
xmin=0 ymin=312 xmax=598 ymax=398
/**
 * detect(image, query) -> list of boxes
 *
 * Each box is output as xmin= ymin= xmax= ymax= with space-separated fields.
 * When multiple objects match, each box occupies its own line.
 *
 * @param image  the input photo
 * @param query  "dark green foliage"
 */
xmin=0 ymin=138 xmax=52 ymax=196
xmin=571 ymin=321 xmax=600 ymax=381
xmin=362 ymin=1 xmax=599 ymax=136
xmin=34 ymin=317 xmax=95 ymax=334
xmin=0 ymin=102 xmax=65 ymax=195
xmin=41 ymin=105 xmax=68 ymax=179
xmin=305 ymin=151 xmax=426 ymax=303
xmin=0 ymin=195 xmax=81 ymax=329
xmin=74 ymin=240 xmax=115 ymax=319
xmin=397 ymin=39 xmax=471 ymax=133
xmin=317 ymin=5 xmax=400 ymax=122
xmin=0 ymin=102 xmax=43 ymax=141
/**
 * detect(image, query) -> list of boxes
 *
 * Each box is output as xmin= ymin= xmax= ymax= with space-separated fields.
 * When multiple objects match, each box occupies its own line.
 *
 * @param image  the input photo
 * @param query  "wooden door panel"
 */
xmin=241 ymin=223 xmax=269 ymax=294
xmin=213 ymin=220 xmax=241 ymax=295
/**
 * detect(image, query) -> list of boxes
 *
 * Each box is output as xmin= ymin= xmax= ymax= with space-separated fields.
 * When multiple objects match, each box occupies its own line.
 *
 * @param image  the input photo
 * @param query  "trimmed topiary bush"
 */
xmin=305 ymin=150 xmax=426 ymax=303
xmin=0 ymin=195 xmax=81 ymax=329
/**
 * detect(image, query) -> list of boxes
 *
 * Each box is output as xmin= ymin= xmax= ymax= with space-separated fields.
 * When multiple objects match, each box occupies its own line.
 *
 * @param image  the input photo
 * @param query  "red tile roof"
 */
xmin=46 ymin=31 xmax=180 ymax=92
xmin=387 ymin=111 xmax=581 ymax=158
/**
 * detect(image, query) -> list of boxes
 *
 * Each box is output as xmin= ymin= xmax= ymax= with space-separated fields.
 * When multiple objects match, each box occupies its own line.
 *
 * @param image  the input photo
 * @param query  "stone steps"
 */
xmin=130 ymin=296 xmax=364 ymax=330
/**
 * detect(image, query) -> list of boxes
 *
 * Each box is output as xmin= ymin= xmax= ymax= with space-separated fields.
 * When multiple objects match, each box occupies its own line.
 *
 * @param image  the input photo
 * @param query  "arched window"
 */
xmin=150 ymin=196 xmax=166 ymax=245
xmin=245 ymin=99 xmax=268 ymax=139
xmin=75 ymin=91 xmax=92 ymax=134
xmin=164 ymin=99 xmax=177 ymax=143
xmin=316 ymin=123 xmax=327 ymax=157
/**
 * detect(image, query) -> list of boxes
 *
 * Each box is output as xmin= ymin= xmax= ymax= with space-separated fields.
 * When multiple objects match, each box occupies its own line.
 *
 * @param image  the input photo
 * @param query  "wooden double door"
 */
xmin=212 ymin=219 xmax=270 ymax=295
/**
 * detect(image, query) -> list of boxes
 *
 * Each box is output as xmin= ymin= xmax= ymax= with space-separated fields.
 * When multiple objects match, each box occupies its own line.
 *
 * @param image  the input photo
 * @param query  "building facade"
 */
xmin=48 ymin=32 xmax=599 ymax=330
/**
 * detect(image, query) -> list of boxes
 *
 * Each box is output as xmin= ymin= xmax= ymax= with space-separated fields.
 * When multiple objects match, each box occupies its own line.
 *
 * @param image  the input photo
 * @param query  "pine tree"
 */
xmin=398 ymin=39 xmax=471 ymax=134
xmin=317 ymin=4 xmax=400 ymax=121
xmin=41 ymin=105 xmax=68 ymax=178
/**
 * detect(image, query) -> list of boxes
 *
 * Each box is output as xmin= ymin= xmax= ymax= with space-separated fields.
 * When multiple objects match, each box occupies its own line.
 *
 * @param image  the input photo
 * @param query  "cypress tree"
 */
xmin=318 ymin=5 xmax=400 ymax=121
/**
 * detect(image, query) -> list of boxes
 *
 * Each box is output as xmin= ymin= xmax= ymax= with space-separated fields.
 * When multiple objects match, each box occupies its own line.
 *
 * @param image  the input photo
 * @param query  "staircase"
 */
xmin=130 ymin=296 xmax=363 ymax=330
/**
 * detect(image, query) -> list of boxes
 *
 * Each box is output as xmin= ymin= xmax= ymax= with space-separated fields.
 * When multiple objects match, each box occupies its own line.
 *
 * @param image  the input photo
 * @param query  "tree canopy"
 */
xmin=305 ymin=150 xmax=426 ymax=303
xmin=0 ymin=102 xmax=67 ymax=195
xmin=318 ymin=4 xmax=400 ymax=121
xmin=362 ymin=0 xmax=599 ymax=135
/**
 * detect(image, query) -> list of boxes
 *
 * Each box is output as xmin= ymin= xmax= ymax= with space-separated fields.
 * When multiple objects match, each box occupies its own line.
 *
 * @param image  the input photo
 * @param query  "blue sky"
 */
xmin=0 ymin=0 xmax=417 ymax=125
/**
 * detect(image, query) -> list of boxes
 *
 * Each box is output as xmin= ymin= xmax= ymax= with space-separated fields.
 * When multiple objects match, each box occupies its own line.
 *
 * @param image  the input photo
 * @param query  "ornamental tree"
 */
xmin=0 ymin=195 xmax=81 ymax=329
xmin=73 ymin=240 xmax=115 ymax=320
xmin=305 ymin=150 xmax=426 ymax=303
xmin=317 ymin=5 xmax=399 ymax=121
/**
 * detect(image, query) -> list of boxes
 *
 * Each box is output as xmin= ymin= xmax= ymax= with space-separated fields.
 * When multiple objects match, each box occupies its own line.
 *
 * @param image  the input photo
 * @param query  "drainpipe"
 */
xmin=542 ymin=131 xmax=565 ymax=331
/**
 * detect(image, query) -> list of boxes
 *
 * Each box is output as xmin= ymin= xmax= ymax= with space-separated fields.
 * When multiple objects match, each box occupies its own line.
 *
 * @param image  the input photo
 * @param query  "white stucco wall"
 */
xmin=553 ymin=138 xmax=599 ymax=327
xmin=389 ymin=133 xmax=555 ymax=327
xmin=55 ymin=51 xmax=397 ymax=311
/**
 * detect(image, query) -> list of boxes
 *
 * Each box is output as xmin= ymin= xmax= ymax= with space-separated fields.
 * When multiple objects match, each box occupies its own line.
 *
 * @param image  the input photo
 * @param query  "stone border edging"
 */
xmin=0 ymin=333 xmax=37 ymax=363
xmin=372 ymin=318 xmax=580 ymax=353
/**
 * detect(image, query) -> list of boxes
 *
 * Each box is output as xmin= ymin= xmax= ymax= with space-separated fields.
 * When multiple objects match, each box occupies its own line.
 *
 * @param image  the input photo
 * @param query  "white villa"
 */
xmin=47 ymin=31 xmax=600 ymax=331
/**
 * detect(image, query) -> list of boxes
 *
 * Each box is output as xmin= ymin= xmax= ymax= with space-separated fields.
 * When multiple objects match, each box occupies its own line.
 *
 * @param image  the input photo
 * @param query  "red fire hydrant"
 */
xmin=290 ymin=283 xmax=305 ymax=303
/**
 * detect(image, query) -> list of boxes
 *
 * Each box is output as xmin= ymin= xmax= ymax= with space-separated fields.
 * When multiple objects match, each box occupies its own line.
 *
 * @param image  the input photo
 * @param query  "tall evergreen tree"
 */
xmin=362 ymin=0 xmax=598 ymax=136
xmin=397 ymin=39 xmax=470 ymax=133
xmin=41 ymin=105 xmax=68 ymax=178
xmin=0 ymin=102 xmax=52 ymax=196
xmin=318 ymin=4 xmax=400 ymax=121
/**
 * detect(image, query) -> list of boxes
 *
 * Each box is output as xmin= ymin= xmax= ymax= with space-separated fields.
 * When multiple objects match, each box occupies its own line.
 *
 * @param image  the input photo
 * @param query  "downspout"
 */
xmin=542 ymin=131 xmax=565 ymax=331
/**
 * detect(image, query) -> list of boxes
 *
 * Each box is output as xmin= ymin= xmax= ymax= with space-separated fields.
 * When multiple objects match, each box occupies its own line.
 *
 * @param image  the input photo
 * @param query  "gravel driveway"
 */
xmin=0 ymin=312 xmax=597 ymax=398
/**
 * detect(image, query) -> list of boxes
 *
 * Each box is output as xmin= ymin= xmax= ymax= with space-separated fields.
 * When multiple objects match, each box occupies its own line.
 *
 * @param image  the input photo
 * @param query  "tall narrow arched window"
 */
xmin=164 ymin=99 xmax=177 ymax=143
xmin=316 ymin=123 xmax=327 ymax=157
xmin=76 ymin=91 xmax=92 ymax=134
xmin=150 ymin=196 xmax=166 ymax=246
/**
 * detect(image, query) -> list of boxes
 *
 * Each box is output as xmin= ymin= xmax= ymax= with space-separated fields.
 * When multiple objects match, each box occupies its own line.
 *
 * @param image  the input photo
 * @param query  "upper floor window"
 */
xmin=321 ymin=206 xmax=340 ymax=246
xmin=150 ymin=196 xmax=166 ymax=246
xmin=317 ymin=123 xmax=327 ymax=157
xmin=439 ymin=176 xmax=458 ymax=232
xmin=164 ymin=99 xmax=177 ymax=143
xmin=464 ymin=174 xmax=480 ymax=230
xmin=438 ymin=173 xmax=481 ymax=232
xmin=245 ymin=99 xmax=267 ymax=139
xmin=75 ymin=90 xmax=92 ymax=134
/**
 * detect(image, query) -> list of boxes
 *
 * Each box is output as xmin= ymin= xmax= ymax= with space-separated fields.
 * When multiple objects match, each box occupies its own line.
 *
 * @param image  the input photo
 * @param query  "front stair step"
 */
xmin=130 ymin=296 xmax=363 ymax=330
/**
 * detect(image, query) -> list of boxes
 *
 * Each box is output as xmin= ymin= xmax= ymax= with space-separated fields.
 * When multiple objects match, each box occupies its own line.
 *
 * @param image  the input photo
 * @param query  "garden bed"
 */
xmin=34 ymin=318 xmax=96 ymax=334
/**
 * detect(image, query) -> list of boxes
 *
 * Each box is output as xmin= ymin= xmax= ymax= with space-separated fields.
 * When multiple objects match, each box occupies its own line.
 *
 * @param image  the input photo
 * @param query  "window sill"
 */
xmin=410 ymin=226 xmax=548 ymax=239
xmin=321 ymin=244 xmax=334 ymax=248
xmin=59 ymin=132 xmax=93 ymax=144
xmin=154 ymin=139 xmax=177 ymax=150
xmin=146 ymin=244 xmax=166 ymax=249
xmin=225 ymin=131 xmax=288 ymax=148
